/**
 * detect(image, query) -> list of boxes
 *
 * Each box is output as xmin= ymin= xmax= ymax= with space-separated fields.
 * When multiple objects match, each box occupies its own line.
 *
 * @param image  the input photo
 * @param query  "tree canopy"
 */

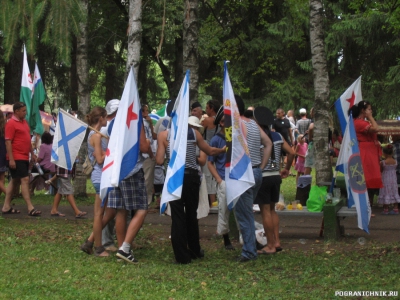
xmin=0 ymin=0 xmax=399 ymax=120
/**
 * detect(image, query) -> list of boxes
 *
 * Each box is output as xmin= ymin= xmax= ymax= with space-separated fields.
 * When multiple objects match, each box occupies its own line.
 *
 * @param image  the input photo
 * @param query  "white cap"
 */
xmin=299 ymin=108 xmax=307 ymax=114
xmin=188 ymin=116 xmax=203 ymax=128
xmin=105 ymin=99 xmax=120 ymax=115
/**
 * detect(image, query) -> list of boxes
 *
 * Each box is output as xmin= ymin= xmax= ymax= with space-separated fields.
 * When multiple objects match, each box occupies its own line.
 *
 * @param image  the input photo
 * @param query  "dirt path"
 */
xmin=2 ymin=204 xmax=399 ymax=252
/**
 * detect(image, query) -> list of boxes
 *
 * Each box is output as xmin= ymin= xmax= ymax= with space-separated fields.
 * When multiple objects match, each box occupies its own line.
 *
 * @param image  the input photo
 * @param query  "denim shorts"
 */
xmin=92 ymin=182 xmax=100 ymax=194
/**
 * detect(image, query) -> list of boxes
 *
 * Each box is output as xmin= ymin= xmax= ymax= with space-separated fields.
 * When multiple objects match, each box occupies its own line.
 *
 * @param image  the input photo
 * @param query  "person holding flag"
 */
xmin=156 ymin=117 xmax=225 ymax=264
xmin=233 ymin=96 xmax=272 ymax=262
xmin=349 ymin=101 xmax=383 ymax=217
xmin=80 ymin=107 xmax=110 ymax=257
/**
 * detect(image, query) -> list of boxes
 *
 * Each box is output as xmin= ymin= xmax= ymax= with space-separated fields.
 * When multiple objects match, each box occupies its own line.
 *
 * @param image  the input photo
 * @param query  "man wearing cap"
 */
xmin=191 ymin=102 xmax=203 ymax=121
xmin=296 ymin=108 xmax=311 ymax=136
xmin=100 ymin=99 xmax=120 ymax=252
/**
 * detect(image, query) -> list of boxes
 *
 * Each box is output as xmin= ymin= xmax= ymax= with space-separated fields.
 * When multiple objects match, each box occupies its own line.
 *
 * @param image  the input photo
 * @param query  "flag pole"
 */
xmin=88 ymin=126 xmax=109 ymax=140
xmin=58 ymin=108 xmax=109 ymax=140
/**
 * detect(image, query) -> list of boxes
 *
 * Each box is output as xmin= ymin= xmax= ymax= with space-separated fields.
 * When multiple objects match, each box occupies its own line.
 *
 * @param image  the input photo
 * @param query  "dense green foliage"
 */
xmin=0 ymin=0 xmax=399 ymax=118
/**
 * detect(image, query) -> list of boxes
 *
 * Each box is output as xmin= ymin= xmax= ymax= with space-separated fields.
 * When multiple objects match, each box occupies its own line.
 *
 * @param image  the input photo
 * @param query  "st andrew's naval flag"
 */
xmin=334 ymin=76 xmax=362 ymax=135
xmin=160 ymin=70 xmax=190 ymax=213
xmin=335 ymin=114 xmax=370 ymax=233
xmin=51 ymin=109 xmax=88 ymax=170
xmin=100 ymin=67 xmax=142 ymax=202
xmin=223 ymin=61 xmax=255 ymax=209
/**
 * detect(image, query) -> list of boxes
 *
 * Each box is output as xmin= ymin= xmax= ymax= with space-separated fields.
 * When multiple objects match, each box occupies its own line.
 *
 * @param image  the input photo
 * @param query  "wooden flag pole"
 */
xmin=88 ymin=126 xmax=109 ymax=140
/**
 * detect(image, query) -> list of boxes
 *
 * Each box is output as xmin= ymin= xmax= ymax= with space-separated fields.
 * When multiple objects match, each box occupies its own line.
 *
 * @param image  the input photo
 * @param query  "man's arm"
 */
xmin=155 ymin=131 xmax=167 ymax=165
xmin=5 ymin=140 xmax=15 ymax=169
xmin=195 ymin=130 xmax=225 ymax=156
xmin=207 ymin=160 xmax=222 ymax=184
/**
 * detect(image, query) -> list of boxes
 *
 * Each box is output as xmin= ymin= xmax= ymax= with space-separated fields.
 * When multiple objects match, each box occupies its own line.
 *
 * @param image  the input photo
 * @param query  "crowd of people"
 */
xmin=2 ymin=98 xmax=400 ymax=265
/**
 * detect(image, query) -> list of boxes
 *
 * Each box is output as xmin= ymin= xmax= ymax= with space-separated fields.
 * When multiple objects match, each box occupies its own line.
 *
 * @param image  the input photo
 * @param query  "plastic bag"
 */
xmin=306 ymin=185 xmax=327 ymax=212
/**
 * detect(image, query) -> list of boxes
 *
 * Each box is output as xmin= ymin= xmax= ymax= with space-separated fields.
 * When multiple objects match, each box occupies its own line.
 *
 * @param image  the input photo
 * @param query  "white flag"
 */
xmin=160 ymin=70 xmax=190 ymax=213
xmin=100 ymin=67 xmax=142 ymax=202
xmin=51 ymin=109 xmax=88 ymax=170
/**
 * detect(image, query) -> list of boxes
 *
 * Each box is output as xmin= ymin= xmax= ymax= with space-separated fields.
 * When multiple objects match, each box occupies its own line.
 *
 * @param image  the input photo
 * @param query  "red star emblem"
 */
xmin=346 ymin=91 xmax=356 ymax=108
xmin=28 ymin=73 xmax=33 ymax=84
xmin=126 ymin=102 xmax=138 ymax=129
xmin=102 ymin=148 xmax=114 ymax=171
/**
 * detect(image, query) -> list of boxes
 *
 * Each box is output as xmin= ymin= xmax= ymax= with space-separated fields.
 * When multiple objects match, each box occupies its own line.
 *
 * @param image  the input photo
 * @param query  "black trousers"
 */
xmin=170 ymin=173 xmax=201 ymax=264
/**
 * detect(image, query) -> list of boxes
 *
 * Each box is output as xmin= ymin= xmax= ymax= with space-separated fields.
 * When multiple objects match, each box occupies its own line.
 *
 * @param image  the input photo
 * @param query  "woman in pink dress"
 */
xmin=377 ymin=145 xmax=400 ymax=214
xmin=294 ymin=134 xmax=307 ymax=184
xmin=349 ymin=101 xmax=383 ymax=216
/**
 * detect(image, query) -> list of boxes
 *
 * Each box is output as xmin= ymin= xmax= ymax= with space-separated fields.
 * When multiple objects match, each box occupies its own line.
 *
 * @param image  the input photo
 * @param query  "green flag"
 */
xmin=31 ymin=63 xmax=45 ymax=135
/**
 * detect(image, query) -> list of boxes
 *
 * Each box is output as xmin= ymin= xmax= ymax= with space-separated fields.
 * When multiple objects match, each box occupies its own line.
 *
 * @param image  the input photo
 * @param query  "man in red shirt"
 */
xmin=1 ymin=102 xmax=41 ymax=216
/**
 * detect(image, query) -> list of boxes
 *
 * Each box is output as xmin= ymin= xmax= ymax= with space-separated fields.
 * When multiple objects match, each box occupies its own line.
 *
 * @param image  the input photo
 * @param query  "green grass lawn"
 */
xmin=1 ymin=171 xmax=398 ymax=299
xmin=0 ymin=218 xmax=399 ymax=299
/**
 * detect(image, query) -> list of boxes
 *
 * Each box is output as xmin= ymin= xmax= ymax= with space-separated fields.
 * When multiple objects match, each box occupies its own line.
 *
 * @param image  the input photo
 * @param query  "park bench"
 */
xmin=212 ymin=198 xmax=358 ymax=241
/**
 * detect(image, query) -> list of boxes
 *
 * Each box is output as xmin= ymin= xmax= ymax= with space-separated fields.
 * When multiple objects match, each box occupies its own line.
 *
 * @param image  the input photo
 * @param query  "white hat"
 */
xmin=188 ymin=116 xmax=203 ymax=128
xmin=105 ymin=99 xmax=120 ymax=115
xmin=299 ymin=108 xmax=307 ymax=114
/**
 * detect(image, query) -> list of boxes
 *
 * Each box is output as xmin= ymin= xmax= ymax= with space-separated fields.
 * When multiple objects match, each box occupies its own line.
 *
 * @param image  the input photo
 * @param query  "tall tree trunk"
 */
xmin=70 ymin=37 xmax=79 ymax=111
xmin=138 ymin=57 xmax=148 ymax=104
xmin=183 ymin=0 xmax=199 ymax=105
xmin=4 ymin=45 xmax=22 ymax=104
xmin=105 ymin=40 xmax=116 ymax=101
xmin=309 ymin=0 xmax=332 ymax=184
xmin=174 ymin=35 xmax=184 ymax=98
xmin=127 ymin=0 xmax=142 ymax=82
xmin=75 ymin=0 xmax=90 ymax=196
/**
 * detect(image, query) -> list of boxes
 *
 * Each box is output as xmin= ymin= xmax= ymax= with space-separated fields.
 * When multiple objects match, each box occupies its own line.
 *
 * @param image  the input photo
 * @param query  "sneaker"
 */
xmin=116 ymin=249 xmax=138 ymax=264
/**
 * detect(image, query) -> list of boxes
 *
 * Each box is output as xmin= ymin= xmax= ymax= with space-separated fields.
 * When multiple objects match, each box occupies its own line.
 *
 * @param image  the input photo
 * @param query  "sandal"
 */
xmin=94 ymin=246 xmax=109 ymax=257
xmin=28 ymin=208 xmax=42 ymax=216
xmin=51 ymin=212 xmax=66 ymax=217
xmin=75 ymin=211 xmax=87 ymax=218
xmin=2 ymin=208 xmax=21 ymax=214
xmin=80 ymin=239 xmax=94 ymax=255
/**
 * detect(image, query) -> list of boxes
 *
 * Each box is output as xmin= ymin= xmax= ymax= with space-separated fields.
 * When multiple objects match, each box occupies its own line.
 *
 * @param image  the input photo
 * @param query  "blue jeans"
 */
xmin=234 ymin=168 xmax=262 ymax=259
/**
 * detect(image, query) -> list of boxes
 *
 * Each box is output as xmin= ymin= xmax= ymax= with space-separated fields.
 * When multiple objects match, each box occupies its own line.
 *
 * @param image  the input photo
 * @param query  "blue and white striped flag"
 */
xmin=336 ymin=114 xmax=370 ymax=233
xmin=160 ymin=70 xmax=190 ymax=213
xmin=100 ymin=67 xmax=142 ymax=202
xmin=223 ymin=62 xmax=255 ymax=209
xmin=51 ymin=109 xmax=87 ymax=170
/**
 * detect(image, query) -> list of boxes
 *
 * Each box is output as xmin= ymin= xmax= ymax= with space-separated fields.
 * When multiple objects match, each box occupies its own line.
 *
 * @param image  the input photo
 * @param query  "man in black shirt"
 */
xmin=272 ymin=108 xmax=293 ymax=146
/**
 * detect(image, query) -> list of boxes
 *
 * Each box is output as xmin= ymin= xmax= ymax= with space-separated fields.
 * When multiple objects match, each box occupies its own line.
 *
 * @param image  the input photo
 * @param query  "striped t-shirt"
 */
xmin=243 ymin=119 xmax=262 ymax=167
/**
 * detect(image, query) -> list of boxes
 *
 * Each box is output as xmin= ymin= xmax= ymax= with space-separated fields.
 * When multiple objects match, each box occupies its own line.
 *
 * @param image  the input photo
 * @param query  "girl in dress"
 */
xmin=294 ymin=134 xmax=307 ymax=184
xmin=377 ymin=145 xmax=400 ymax=215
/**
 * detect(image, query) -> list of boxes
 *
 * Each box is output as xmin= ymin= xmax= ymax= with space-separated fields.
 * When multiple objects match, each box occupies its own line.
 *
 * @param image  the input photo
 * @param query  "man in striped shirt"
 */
xmin=234 ymin=96 xmax=273 ymax=262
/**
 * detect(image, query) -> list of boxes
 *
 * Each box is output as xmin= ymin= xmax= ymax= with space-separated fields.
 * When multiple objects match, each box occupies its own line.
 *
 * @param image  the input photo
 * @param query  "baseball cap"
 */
xmin=105 ymin=99 xmax=120 ymax=115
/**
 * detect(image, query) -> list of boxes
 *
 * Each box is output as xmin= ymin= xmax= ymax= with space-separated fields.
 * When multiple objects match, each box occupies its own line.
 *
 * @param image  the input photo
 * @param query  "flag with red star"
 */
xmin=100 ymin=67 xmax=142 ymax=202
xmin=334 ymin=76 xmax=362 ymax=135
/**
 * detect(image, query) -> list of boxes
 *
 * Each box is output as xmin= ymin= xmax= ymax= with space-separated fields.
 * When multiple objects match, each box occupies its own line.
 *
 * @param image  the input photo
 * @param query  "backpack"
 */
xmin=82 ymin=150 xmax=95 ymax=175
